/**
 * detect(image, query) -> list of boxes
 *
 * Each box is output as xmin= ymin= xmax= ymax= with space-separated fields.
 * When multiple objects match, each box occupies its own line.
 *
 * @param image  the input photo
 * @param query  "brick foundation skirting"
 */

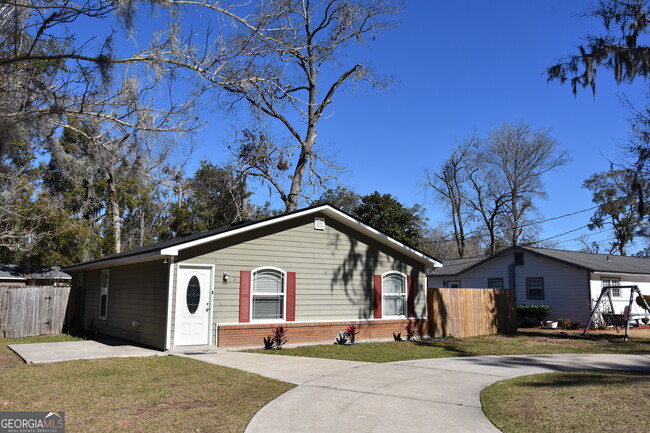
xmin=216 ymin=318 xmax=428 ymax=348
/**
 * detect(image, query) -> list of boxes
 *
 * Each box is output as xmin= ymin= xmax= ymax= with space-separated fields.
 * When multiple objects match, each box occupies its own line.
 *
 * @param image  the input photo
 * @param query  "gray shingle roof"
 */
xmin=0 ymin=265 xmax=71 ymax=281
xmin=428 ymin=246 xmax=650 ymax=277
xmin=523 ymin=246 xmax=650 ymax=274
xmin=0 ymin=264 xmax=23 ymax=280
xmin=429 ymin=256 xmax=486 ymax=276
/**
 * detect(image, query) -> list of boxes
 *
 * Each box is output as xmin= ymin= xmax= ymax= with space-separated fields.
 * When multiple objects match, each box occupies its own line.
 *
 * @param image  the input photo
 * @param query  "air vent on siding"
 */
xmin=314 ymin=217 xmax=325 ymax=231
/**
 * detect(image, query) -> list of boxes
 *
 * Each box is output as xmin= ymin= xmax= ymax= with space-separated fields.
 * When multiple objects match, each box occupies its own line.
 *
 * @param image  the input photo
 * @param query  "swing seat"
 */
xmin=601 ymin=313 xmax=627 ymax=327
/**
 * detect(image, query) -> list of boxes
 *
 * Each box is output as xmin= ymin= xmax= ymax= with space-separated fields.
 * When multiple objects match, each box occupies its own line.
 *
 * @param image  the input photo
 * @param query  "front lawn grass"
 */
xmin=1 ymin=336 xmax=294 ymax=432
xmin=250 ymin=328 xmax=650 ymax=363
xmin=481 ymin=370 xmax=650 ymax=433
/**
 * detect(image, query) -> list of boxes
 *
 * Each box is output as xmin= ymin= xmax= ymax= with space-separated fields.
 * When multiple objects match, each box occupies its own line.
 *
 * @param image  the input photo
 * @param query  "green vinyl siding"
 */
xmin=174 ymin=213 xmax=426 ymax=336
xmin=79 ymin=261 xmax=168 ymax=349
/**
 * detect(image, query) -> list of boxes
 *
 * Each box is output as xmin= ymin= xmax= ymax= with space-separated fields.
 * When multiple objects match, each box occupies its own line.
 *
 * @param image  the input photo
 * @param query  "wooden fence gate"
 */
xmin=0 ymin=286 xmax=71 ymax=338
xmin=428 ymin=287 xmax=516 ymax=338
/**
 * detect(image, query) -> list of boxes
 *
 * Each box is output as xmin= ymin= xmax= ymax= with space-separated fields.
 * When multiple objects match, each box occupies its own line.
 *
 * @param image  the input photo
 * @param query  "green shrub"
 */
xmin=517 ymin=305 xmax=552 ymax=323
xmin=636 ymin=295 xmax=650 ymax=312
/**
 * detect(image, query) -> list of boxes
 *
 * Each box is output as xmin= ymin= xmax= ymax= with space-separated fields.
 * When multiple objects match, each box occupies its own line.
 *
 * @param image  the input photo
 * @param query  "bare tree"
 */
xmin=157 ymin=0 xmax=400 ymax=211
xmin=484 ymin=122 xmax=569 ymax=246
xmin=464 ymin=146 xmax=509 ymax=255
xmin=427 ymin=122 xmax=568 ymax=255
xmin=426 ymin=142 xmax=473 ymax=257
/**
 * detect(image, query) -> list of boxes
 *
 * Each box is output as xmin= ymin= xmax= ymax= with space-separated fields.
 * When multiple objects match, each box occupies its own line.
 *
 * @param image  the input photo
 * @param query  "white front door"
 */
xmin=174 ymin=265 xmax=212 ymax=346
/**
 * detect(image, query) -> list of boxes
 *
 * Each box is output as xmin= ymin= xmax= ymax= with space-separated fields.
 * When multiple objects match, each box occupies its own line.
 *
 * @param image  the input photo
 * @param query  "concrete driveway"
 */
xmin=179 ymin=351 xmax=650 ymax=433
xmin=9 ymin=339 xmax=163 ymax=364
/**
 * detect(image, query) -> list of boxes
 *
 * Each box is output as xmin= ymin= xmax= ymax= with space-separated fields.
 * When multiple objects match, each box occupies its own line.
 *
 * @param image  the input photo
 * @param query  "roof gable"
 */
xmin=66 ymin=205 xmax=442 ymax=271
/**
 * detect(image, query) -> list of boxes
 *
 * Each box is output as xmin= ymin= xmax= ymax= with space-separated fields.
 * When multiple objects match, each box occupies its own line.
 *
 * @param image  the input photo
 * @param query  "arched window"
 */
xmin=383 ymin=272 xmax=406 ymax=317
xmin=252 ymin=268 xmax=286 ymax=320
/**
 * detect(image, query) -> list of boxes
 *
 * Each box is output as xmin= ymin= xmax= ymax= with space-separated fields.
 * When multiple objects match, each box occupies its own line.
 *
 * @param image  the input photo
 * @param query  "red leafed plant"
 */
xmin=404 ymin=322 xmax=416 ymax=341
xmin=270 ymin=325 xmax=288 ymax=349
xmin=344 ymin=324 xmax=360 ymax=344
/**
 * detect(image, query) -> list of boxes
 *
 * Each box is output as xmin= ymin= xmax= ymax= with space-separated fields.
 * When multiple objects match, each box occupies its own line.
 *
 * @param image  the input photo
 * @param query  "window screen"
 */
xmin=252 ymin=269 xmax=285 ymax=320
xmin=602 ymin=278 xmax=621 ymax=297
xmin=383 ymin=273 xmax=406 ymax=316
xmin=488 ymin=278 xmax=503 ymax=289
xmin=526 ymin=278 xmax=544 ymax=300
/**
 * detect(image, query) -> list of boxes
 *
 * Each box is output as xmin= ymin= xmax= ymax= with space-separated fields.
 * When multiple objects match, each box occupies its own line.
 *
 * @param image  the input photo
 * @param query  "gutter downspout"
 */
xmin=164 ymin=256 xmax=176 ymax=350
xmin=586 ymin=271 xmax=593 ymax=324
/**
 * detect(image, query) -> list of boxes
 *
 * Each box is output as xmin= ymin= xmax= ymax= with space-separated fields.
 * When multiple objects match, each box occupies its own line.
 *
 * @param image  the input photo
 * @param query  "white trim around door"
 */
xmin=173 ymin=264 xmax=214 ymax=347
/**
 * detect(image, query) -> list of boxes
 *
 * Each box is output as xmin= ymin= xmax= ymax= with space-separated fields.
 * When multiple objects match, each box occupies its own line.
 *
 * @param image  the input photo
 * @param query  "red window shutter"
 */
xmin=239 ymin=270 xmax=251 ymax=323
xmin=374 ymin=275 xmax=382 ymax=319
xmin=286 ymin=272 xmax=296 ymax=321
xmin=407 ymin=276 xmax=415 ymax=318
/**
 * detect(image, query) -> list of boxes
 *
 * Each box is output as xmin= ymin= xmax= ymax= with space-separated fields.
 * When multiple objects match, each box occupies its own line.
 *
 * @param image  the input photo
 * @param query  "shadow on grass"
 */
xmin=492 ymin=330 xmax=650 ymax=344
xmin=411 ymin=339 xmax=473 ymax=357
xmin=519 ymin=370 xmax=650 ymax=388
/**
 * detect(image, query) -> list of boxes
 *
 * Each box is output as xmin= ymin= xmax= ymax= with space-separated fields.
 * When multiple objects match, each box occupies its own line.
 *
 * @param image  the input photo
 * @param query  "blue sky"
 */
xmin=184 ymin=1 xmax=646 ymax=253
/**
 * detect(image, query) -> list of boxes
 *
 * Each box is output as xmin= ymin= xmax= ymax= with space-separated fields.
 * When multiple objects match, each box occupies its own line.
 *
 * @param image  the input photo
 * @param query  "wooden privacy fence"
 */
xmin=0 ymin=286 xmax=71 ymax=338
xmin=428 ymin=288 xmax=516 ymax=338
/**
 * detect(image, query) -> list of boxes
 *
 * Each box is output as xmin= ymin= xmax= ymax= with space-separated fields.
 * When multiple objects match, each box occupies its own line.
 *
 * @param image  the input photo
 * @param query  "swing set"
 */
xmin=583 ymin=285 xmax=650 ymax=342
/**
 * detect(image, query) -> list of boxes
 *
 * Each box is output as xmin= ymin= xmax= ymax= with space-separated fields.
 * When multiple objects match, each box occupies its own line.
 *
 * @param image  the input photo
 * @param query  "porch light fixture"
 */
xmin=223 ymin=271 xmax=230 ymax=283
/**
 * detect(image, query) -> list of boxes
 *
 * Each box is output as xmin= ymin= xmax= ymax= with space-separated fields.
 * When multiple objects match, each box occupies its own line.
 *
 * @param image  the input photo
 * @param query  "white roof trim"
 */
xmin=0 ymin=276 xmax=26 ymax=281
xmin=160 ymin=205 xmax=441 ymax=266
xmin=591 ymin=271 xmax=650 ymax=277
xmin=65 ymin=251 xmax=165 ymax=272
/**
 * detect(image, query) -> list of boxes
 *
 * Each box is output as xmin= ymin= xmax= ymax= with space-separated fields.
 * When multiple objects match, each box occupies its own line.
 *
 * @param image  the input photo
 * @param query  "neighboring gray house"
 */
xmin=66 ymin=205 xmax=442 ymax=350
xmin=0 ymin=265 xmax=71 ymax=287
xmin=427 ymin=246 xmax=650 ymax=325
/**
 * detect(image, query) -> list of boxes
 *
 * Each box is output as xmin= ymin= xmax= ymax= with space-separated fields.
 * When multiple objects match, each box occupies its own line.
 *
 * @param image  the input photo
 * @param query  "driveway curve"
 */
xmin=179 ymin=352 xmax=650 ymax=433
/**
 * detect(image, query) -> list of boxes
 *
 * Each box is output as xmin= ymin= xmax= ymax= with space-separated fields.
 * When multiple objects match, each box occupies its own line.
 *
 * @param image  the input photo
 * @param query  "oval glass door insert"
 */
xmin=186 ymin=275 xmax=201 ymax=314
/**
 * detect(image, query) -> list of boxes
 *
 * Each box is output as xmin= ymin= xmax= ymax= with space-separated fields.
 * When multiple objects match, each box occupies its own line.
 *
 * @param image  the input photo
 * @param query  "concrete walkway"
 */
xmin=180 ymin=351 xmax=650 ymax=433
xmin=177 ymin=350 xmax=370 ymax=385
xmin=9 ymin=339 xmax=163 ymax=363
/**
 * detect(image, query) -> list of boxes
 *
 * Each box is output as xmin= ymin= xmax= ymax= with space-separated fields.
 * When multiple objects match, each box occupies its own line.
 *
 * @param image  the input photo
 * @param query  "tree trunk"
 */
xmin=138 ymin=206 xmax=145 ymax=247
xmin=108 ymin=169 xmax=121 ymax=254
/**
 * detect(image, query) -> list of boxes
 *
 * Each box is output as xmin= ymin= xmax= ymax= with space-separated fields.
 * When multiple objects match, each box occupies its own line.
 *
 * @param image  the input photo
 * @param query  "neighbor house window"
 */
xmin=447 ymin=280 xmax=461 ymax=288
xmin=383 ymin=272 xmax=407 ymax=316
xmin=488 ymin=278 xmax=503 ymax=289
xmin=602 ymin=277 xmax=621 ymax=297
xmin=99 ymin=269 xmax=109 ymax=320
xmin=526 ymin=278 xmax=544 ymax=300
xmin=252 ymin=268 xmax=285 ymax=320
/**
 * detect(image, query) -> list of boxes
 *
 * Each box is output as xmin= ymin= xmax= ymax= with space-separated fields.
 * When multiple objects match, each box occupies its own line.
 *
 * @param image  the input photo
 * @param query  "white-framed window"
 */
xmin=526 ymin=277 xmax=544 ymax=300
xmin=251 ymin=267 xmax=286 ymax=321
xmin=383 ymin=272 xmax=407 ymax=317
xmin=488 ymin=278 xmax=503 ymax=289
xmin=447 ymin=280 xmax=461 ymax=289
xmin=99 ymin=269 xmax=109 ymax=320
xmin=602 ymin=277 xmax=621 ymax=297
